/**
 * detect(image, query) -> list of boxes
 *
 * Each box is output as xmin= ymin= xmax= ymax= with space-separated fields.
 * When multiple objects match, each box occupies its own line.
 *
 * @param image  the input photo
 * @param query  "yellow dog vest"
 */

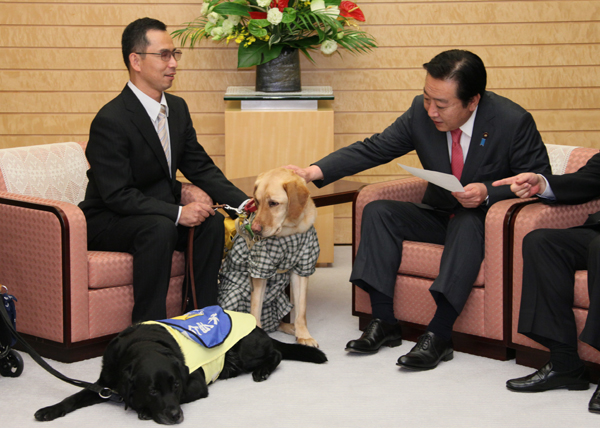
xmin=145 ymin=310 xmax=256 ymax=384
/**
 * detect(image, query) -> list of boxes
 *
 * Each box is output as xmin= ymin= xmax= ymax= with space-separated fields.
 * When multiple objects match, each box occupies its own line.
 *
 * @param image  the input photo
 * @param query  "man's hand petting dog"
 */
xmin=34 ymin=321 xmax=326 ymax=425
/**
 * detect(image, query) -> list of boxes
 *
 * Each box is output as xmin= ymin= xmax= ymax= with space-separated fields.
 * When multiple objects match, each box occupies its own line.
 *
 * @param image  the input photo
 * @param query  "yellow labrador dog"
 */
xmin=251 ymin=168 xmax=318 ymax=346
xmin=218 ymin=168 xmax=320 ymax=347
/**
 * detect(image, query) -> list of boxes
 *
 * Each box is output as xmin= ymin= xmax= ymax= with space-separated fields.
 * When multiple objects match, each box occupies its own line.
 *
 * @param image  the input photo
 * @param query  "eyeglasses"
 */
xmin=135 ymin=49 xmax=182 ymax=62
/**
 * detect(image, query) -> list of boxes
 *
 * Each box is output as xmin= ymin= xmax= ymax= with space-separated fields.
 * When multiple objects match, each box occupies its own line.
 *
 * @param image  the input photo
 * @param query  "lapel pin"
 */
xmin=480 ymin=132 xmax=489 ymax=146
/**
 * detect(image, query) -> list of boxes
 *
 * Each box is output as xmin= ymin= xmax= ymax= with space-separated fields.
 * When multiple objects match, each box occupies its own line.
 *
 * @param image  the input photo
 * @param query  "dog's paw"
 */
xmin=251 ymin=368 xmax=272 ymax=382
xmin=34 ymin=406 xmax=66 ymax=421
xmin=137 ymin=410 xmax=153 ymax=420
xmin=278 ymin=322 xmax=295 ymax=335
xmin=297 ymin=337 xmax=319 ymax=348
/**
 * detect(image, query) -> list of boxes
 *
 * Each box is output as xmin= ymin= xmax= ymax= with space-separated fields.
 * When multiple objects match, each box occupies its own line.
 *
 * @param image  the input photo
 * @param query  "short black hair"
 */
xmin=121 ymin=17 xmax=167 ymax=71
xmin=423 ymin=50 xmax=487 ymax=107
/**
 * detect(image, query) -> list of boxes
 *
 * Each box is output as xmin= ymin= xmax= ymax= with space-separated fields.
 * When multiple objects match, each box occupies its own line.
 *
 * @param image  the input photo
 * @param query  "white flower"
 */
xmin=210 ymin=26 xmax=225 ymax=40
xmin=207 ymin=12 xmax=220 ymax=24
xmin=310 ymin=0 xmax=324 ymax=11
xmin=320 ymin=39 xmax=338 ymax=55
xmin=227 ymin=15 xmax=241 ymax=25
xmin=200 ymin=2 xmax=211 ymax=16
xmin=310 ymin=0 xmax=340 ymax=17
xmin=222 ymin=20 xmax=235 ymax=35
xmin=325 ymin=6 xmax=340 ymax=17
xmin=257 ymin=0 xmax=270 ymax=7
xmin=267 ymin=8 xmax=283 ymax=25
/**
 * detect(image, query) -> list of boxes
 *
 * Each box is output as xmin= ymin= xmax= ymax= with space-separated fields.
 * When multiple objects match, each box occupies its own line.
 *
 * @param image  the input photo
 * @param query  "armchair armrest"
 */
xmin=482 ymin=197 xmax=538 ymax=339
xmin=181 ymin=183 xmax=213 ymax=206
xmin=0 ymin=192 xmax=89 ymax=343
xmin=353 ymin=177 xmax=428 ymax=251
xmin=511 ymin=198 xmax=600 ymax=284
xmin=513 ymin=199 xmax=600 ymax=235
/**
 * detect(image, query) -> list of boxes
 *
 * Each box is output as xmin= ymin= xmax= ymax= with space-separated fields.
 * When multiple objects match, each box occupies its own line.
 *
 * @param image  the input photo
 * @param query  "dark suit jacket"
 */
xmin=80 ymin=85 xmax=247 ymax=241
xmin=545 ymin=152 xmax=600 ymax=227
xmin=313 ymin=91 xmax=551 ymax=212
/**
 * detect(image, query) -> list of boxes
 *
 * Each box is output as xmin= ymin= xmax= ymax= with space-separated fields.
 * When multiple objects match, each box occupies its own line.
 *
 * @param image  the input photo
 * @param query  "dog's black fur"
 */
xmin=34 ymin=323 xmax=327 ymax=424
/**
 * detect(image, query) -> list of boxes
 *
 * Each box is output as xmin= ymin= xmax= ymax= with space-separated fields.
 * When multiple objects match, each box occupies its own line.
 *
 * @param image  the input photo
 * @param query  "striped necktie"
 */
xmin=157 ymin=104 xmax=171 ymax=173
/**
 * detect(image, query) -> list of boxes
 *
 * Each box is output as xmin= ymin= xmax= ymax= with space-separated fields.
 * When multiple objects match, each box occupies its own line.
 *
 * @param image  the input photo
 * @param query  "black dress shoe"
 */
xmin=589 ymin=384 xmax=600 ymax=413
xmin=506 ymin=362 xmax=589 ymax=392
xmin=345 ymin=319 xmax=402 ymax=354
xmin=396 ymin=331 xmax=453 ymax=370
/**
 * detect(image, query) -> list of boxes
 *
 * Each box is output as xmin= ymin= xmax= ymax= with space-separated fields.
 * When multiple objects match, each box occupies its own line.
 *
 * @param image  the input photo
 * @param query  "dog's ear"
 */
xmin=253 ymin=172 xmax=265 ymax=200
xmin=284 ymin=178 xmax=310 ymax=221
xmin=177 ymin=361 xmax=190 ymax=397
xmin=120 ymin=362 xmax=136 ymax=410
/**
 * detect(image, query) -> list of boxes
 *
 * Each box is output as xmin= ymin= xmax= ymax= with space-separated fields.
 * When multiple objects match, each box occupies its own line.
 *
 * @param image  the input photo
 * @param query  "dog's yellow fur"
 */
xmin=249 ymin=168 xmax=318 ymax=347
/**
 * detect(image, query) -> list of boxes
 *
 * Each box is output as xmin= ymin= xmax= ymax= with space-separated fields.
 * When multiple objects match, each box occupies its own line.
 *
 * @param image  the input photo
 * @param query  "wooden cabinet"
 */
xmin=224 ymin=91 xmax=334 ymax=264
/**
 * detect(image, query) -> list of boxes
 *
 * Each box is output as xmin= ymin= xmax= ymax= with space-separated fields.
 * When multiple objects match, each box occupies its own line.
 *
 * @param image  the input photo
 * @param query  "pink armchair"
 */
xmin=0 ymin=142 xmax=212 ymax=362
xmin=509 ymin=146 xmax=600 ymax=372
xmin=352 ymin=180 xmax=527 ymax=360
xmin=351 ymin=144 xmax=587 ymax=360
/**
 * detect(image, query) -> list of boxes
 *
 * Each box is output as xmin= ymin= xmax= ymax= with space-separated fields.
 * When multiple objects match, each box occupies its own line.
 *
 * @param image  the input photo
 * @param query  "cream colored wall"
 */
xmin=1 ymin=0 xmax=599 ymax=243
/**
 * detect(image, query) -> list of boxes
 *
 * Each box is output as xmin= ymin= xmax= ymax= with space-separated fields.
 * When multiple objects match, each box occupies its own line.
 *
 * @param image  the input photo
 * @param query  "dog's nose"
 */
xmin=166 ymin=406 xmax=183 ymax=424
xmin=251 ymin=222 xmax=262 ymax=234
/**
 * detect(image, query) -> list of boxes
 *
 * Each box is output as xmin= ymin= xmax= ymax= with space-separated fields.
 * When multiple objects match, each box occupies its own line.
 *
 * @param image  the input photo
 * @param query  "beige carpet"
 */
xmin=3 ymin=246 xmax=599 ymax=427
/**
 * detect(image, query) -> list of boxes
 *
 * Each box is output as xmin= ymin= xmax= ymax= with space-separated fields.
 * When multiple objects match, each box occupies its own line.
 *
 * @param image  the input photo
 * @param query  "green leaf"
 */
xmin=289 ymin=35 xmax=320 ymax=47
xmin=299 ymin=47 xmax=316 ymax=64
xmin=324 ymin=0 xmax=341 ymax=7
xmin=213 ymin=3 xmax=251 ymax=17
xmin=170 ymin=18 xmax=210 ymax=48
xmin=282 ymin=9 xmax=296 ymax=23
xmin=269 ymin=34 xmax=281 ymax=45
xmin=248 ymin=20 xmax=268 ymax=37
xmin=237 ymin=42 xmax=284 ymax=68
xmin=251 ymin=19 xmax=271 ymax=27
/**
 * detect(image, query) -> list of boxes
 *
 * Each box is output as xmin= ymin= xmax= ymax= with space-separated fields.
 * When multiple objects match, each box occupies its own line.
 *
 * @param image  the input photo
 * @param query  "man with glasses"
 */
xmin=79 ymin=17 xmax=248 ymax=323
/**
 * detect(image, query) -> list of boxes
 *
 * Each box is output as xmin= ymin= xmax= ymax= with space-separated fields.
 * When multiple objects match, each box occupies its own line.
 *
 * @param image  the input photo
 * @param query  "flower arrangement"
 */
xmin=172 ymin=0 xmax=377 ymax=68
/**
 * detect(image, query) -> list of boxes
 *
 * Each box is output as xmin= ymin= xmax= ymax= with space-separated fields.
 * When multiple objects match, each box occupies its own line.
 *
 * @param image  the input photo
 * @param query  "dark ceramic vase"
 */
xmin=255 ymin=47 xmax=301 ymax=92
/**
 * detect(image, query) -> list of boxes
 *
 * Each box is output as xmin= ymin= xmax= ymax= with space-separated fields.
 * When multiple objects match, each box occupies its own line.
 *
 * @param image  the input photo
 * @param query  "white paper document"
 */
xmin=398 ymin=163 xmax=465 ymax=192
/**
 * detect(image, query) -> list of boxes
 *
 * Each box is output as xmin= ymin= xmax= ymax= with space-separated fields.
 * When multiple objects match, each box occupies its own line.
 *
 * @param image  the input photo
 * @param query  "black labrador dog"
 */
xmin=35 ymin=322 xmax=327 ymax=424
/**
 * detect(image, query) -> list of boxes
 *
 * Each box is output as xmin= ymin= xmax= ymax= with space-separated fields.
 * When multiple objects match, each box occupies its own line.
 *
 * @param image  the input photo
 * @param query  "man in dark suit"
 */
xmin=79 ymin=18 xmax=248 ymax=323
xmin=494 ymin=154 xmax=600 ymax=413
xmin=288 ymin=49 xmax=551 ymax=370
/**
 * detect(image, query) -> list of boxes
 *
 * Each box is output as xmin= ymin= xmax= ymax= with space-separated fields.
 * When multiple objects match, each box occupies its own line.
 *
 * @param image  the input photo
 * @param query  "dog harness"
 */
xmin=145 ymin=306 xmax=256 ymax=384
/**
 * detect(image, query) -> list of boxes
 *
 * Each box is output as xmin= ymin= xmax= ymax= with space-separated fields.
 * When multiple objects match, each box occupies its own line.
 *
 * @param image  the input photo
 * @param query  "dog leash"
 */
xmin=218 ymin=202 xmax=258 ymax=241
xmin=182 ymin=226 xmax=198 ymax=312
xmin=0 ymin=294 xmax=123 ymax=402
xmin=183 ymin=200 xmax=258 ymax=312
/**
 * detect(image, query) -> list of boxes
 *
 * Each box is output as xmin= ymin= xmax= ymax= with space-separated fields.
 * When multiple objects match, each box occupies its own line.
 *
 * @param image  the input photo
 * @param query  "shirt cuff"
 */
xmin=175 ymin=206 xmax=182 ymax=226
xmin=537 ymin=175 xmax=556 ymax=200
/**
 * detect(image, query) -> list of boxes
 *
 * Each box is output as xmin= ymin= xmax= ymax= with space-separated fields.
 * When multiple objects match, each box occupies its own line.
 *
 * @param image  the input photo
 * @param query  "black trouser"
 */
xmin=351 ymin=200 xmax=485 ymax=315
xmin=518 ymin=227 xmax=600 ymax=350
xmin=89 ymin=212 xmax=224 ymax=322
